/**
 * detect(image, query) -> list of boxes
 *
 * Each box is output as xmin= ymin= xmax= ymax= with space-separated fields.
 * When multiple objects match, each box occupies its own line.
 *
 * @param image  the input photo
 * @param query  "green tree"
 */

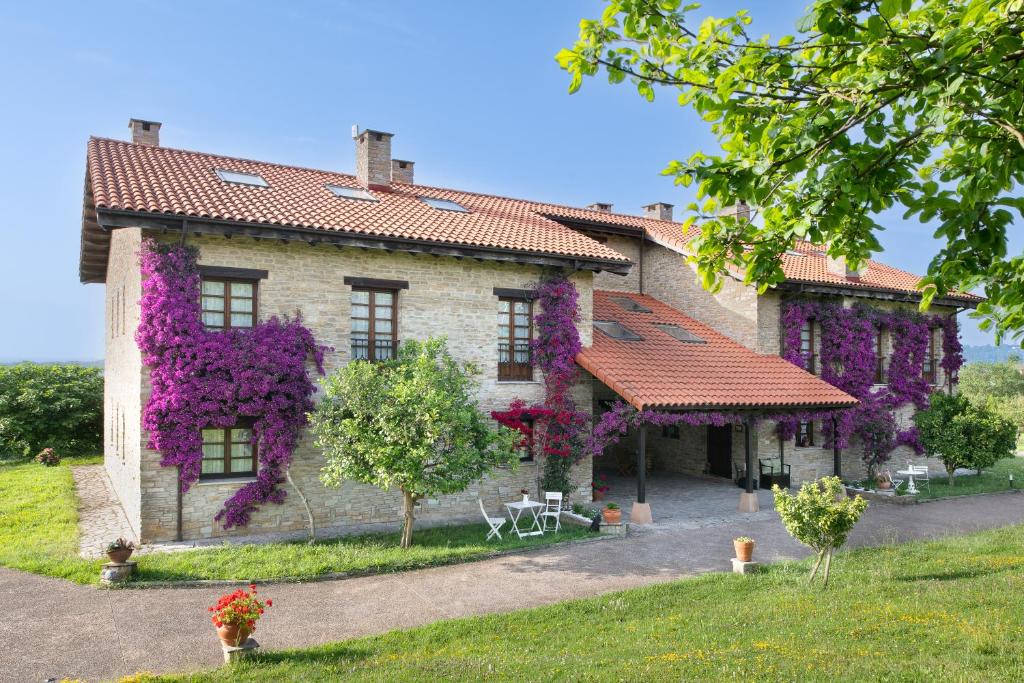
xmin=914 ymin=391 xmax=1016 ymax=482
xmin=558 ymin=0 xmax=1024 ymax=341
xmin=309 ymin=338 xmax=519 ymax=548
xmin=959 ymin=357 xmax=1024 ymax=400
xmin=773 ymin=477 xmax=868 ymax=587
xmin=0 ymin=363 xmax=103 ymax=457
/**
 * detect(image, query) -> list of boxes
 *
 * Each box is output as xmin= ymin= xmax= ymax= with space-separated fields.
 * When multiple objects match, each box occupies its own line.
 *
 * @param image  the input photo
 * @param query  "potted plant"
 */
xmin=591 ymin=474 xmax=610 ymax=502
xmin=209 ymin=584 xmax=271 ymax=648
xmin=602 ymin=502 xmax=621 ymax=524
xmin=734 ymin=536 xmax=755 ymax=562
xmin=520 ymin=488 xmax=530 ymax=503
xmin=106 ymin=538 xmax=135 ymax=564
xmin=875 ymin=471 xmax=893 ymax=490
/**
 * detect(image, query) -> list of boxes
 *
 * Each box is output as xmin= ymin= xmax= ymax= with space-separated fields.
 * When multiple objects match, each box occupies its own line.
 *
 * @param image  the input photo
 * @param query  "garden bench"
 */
xmin=759 ymin=457 xmax=791 ymax=489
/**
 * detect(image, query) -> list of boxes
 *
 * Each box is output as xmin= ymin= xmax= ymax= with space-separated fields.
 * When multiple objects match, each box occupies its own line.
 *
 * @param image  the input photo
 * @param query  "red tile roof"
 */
xmin=85 ymin=137 xmax=633 ymax=266
xmin=643 ymin=223 xmax=980 ymax=304
xmin=577 ymin=291 xmax=858 ymax=411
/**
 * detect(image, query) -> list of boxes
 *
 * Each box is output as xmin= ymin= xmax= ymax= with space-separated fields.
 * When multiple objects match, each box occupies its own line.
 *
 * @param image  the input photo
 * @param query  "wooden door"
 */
xmin=707 ymin=425 xmax=733 ymax=479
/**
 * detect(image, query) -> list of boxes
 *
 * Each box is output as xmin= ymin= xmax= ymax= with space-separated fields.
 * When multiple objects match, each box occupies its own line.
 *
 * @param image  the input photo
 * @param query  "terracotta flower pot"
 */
xmin=107 ymin=548 xmax=133 ymax=564
xmin=216 ymin=623 xmax=252 ymax=647
xmin=734 ymin=540 xmax=754 ymax=562
xmin=602 ymin=508 xmax=621 ymax=524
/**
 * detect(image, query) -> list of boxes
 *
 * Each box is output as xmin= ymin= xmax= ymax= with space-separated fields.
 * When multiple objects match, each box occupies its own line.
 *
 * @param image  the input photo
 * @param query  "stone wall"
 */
xmin=135 ymin=234 xmax=595 ymax=542
xmin=103 ymin=228 xmax=144 ymax=538
xmin=593 ymin=234 xmax=641 ymax=293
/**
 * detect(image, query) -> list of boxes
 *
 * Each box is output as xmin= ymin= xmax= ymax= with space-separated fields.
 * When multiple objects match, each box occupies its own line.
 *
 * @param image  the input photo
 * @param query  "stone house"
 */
xmin=79 ymin=119 xmax=977 ymax=542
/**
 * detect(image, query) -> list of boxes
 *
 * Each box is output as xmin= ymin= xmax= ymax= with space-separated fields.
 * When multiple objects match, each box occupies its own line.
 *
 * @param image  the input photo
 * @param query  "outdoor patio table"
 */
xmin=504 ymin=499 xmax=545 ymax=538
xmin=896 ymin=468 xmax=919 ymax=494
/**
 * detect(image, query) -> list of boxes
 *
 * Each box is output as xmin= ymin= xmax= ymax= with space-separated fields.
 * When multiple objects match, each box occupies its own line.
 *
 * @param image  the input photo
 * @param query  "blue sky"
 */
xmin=0 ymin=0 xmax=1003 ymax=361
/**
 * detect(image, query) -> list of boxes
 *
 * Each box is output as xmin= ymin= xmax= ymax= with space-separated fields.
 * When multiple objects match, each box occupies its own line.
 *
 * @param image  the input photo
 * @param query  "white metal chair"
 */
xmin=909 ymin=464 xmax=931 ymax=491
xmin=540 ymin=491 xmax=563 ymax=532
xmin=478 ymin=498 xmax=506 ymax=541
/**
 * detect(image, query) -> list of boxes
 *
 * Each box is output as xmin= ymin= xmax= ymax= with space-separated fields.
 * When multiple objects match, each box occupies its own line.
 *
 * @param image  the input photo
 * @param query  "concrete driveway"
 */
xmin=1 ymin=491 xmax=1022 ymax=682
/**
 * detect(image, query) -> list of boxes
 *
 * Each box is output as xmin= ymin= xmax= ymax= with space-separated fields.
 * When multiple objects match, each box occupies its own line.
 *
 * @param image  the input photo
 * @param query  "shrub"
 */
xmin=773 ymin=477 xmax=868 ymax=587
xmin=0 ymin=363 xmax=102 ymax=457
xmin=35 ymin=448 xmax=60 ymax=466
xmin=914 ymin=392 xmax=1017 ymax=484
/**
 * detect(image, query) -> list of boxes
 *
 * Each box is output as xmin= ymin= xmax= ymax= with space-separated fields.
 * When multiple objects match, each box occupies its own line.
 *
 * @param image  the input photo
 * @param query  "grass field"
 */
xmin=0 ymin=458 xmax=590 ymax=585
xmin=141 ymin=525 xmax=1024 ymax=682
xmin=914 ymin=456 xmax=1024 ymax=501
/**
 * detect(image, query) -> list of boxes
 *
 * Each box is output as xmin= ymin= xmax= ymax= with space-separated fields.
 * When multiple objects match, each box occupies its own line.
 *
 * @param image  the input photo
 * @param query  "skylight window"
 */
xmin=611 ymin=296 xmax=652 ymax=313
xmin=785 ymin=250 xmax=805 ymax=257
xmin=215 ymin=169 xmax=269 ymax=187
xmin=654 ymin=323 xmax=705 ymax=344
xmin=593 ymin=320 xmax=642 ymax=341
xmin=419 ymin=197 xmax=468 ymax=212
xmin=327 ymin=184 xmax=376 ymax=202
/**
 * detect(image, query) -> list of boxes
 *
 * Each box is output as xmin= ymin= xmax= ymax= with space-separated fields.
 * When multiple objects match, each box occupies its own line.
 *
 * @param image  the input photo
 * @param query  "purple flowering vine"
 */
xmin=136 ymin=240 xmax=327 ymax=529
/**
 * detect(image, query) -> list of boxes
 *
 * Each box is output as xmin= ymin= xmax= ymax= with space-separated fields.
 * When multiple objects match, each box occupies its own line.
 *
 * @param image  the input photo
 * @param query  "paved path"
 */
xmin=72 ymin=466 xmax=138 ymax=558
xmin=2 ymin=492 xmax=1022 ymax=682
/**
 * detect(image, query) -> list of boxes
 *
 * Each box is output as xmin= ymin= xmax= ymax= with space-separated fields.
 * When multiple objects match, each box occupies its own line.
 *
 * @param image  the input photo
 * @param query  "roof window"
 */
xmin=785 ymin=250 xmax=805 ymax=257
xmin=594 ymin=320 xmax=642 ymax=341
xmin=419 ymin=197 xmax=468 ymax=212
xmin=215 ymin=169 xmax=269 ymax=187
xmin=611 ymin=296 xmax=652 ymax=313
xmin=327 ymin=184 xmax=376 ymax=202
xmin=654 ymin=323 xmax=705 ymax=344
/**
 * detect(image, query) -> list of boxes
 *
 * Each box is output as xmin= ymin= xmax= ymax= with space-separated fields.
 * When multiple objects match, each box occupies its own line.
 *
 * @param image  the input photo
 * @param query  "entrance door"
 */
xmin=707 ymin=425 xmax=733 ymax=479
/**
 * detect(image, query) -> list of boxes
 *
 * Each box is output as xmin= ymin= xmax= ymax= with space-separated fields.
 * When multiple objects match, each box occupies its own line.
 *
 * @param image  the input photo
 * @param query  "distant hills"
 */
xmin=963 ymin=345 xmax=1022 ymax=364
xmin=0 ymin=359 xmax=104 ymax=368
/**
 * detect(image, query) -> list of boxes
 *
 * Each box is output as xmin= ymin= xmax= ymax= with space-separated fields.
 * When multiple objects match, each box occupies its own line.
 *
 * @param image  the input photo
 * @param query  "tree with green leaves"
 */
xmin=914 ymin=391 xmax=1016 ymax=481
xmin=558 ymin=0 xmax=1024 ymax=340
xmin=773 ymin=477 xmax=868 ymax=587
xmin=309 ymin=337 xmax=519 ymax=548
xmin=959 ymin=356 xmax=1024 ymax=400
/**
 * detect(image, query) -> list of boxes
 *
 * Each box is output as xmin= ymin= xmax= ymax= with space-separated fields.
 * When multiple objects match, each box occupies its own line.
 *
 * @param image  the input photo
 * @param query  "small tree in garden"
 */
xmin=310 ymin=337 xmax=519 ymax=548
xmin=915 ymin=392 xmax=1016 ymax=483
xmin=0 ymin=363 xmax=102 ymax=457
xmin=773 ymin=477 xmax=868 ymax=588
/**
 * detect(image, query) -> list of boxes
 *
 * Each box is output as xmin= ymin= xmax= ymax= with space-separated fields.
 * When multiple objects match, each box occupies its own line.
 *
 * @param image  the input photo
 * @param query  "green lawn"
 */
xmin=142 ymin=525 xmax=1024 ymax=682
xmin=0 ymin=458 xmax=591 ymax=585
xmin=914 ymin=455 xmax=1024 ymax=500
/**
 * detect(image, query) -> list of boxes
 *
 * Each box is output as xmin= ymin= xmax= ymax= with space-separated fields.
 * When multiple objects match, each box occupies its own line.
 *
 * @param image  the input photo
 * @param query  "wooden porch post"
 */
xmin=832 ymin=414 xmax=842 ymax=479
xmin=738 ymin=418 xmax=759 ymax=512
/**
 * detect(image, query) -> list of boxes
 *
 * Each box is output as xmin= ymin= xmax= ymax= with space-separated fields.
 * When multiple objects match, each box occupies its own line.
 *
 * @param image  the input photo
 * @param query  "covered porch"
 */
xmin=579 ymin=290 xmax=859 ymax=524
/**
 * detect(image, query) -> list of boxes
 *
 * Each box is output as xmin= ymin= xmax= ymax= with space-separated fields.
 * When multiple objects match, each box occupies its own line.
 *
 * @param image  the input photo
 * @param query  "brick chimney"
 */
xmin=355 ymin=128 xmax=394 ymax=188
xmin=129 ymin=118 xmax=161 ymax=146
xmin=391 ymin=159 xmax=414 ymax=184
xmin=587 ymin=202 xmax=613 ymax=213
xmin=826 ymin=253 xmax=866 ymax=279
xmin=643 ymin=202 xmax=673 ymax=221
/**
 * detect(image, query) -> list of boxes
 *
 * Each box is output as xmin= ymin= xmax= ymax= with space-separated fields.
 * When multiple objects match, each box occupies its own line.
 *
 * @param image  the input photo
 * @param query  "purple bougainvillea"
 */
xmin=136 ymin=240 xmax=327 ymax=529
xmin=780 ymin=299 xmax=961 ymax=472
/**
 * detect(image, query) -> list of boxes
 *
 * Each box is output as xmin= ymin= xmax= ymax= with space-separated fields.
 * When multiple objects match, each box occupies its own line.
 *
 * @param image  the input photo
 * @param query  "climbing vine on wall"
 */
xmin=779 ymin=300 xmax=963 ymax=472
xmin=136 ymin=240 xmax=327 ymax=529
xmin=492 ymin=275 xmax=589 ymax=495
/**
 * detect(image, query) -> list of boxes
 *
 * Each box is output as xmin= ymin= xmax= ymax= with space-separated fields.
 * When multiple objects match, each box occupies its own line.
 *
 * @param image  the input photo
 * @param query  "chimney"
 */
xmin=719 ymin=199 xmax=750 ymax=222
xmin=391 ymin=159 xmax=414 ymax=184
xmin=355 ymin=128 xmax=394 ymax=188
xmin=128 ymin=118 xmax=161 ymax=146
xmin=587 ymin=202 xmax=613 ymax=213
xmin=826 ymin=253 xmax=866 ymax=279
xmin=642 ymin=202 xmax=673 ymax=222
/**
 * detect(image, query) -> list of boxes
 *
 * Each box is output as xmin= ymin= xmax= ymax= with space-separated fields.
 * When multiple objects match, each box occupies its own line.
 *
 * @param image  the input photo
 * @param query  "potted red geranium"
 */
xmin=209 ymin=584 xmax=271 ymax=647
xmin=591 ymin=474 xmax=610 ymax=502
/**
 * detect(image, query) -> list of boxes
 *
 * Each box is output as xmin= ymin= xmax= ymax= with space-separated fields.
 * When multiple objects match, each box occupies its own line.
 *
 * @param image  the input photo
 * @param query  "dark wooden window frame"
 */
xmin=800 ymin=320 xmax=816 ymax=374
xmin=497 ymin=296 xmax=533 ymax=381
xmin=350 ymin=286 xmax=399 ymax=362
xmin=924 ymin=327 xmax=938 ymax=385
xmin=518 ymin=417 xmax=535 ymax=462
xmin=199 ymin=422 xmax=257 ymax=480
xmin=200 ymin=275 xmax=259 ymax=331
xmin=875 ymin=325 xmax=887 ymax=384
xmin=796 ymin=421 xmax=815 ymax=448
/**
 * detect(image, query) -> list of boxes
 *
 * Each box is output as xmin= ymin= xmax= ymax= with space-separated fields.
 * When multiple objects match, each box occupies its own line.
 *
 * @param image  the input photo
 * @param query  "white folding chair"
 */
xmin=478 ymin=498 xmax=506 ymax=541
xmin=540 ymin=491 xmax=563 ymax=532
xmin=910 ymin=464 xmax=931 ymax=491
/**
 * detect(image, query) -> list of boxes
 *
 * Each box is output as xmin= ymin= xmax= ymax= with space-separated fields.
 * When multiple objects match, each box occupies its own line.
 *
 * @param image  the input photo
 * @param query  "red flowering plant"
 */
xmin=591 ymin=473 xmax=610 ymax=494
xmin=208 ymin=584 xmax=271 ymax=643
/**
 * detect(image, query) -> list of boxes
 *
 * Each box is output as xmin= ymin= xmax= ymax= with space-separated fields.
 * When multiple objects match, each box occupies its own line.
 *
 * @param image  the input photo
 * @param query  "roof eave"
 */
xmin=776 ymin=279 xmax=981 ymax=309
xmin=92 ymin=208 xmax=634 ymax=276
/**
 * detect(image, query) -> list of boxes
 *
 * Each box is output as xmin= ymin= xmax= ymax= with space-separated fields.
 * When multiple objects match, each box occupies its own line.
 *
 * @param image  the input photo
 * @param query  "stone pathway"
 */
xmin=3 ymin=489 xmax=1021 ymax=682
xmin=71 ymin=466 xmax=137 ymax=558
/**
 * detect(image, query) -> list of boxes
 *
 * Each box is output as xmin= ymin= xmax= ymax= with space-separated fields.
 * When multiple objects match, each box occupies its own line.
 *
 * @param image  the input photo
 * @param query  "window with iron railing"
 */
xmin=796 ymin=421 xmax=814 ymax=448
xmin=800 ymin=320 xmax=816 ymax=374
xmin=351 ymin=288 xmax=397 ymax=362
xmin=498 ymin=297 xmax=532 ymax=381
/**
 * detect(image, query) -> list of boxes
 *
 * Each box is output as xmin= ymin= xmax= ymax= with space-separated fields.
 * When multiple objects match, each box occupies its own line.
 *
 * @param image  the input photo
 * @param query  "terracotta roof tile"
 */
xmin=577 ymin=290 xmax=858 ymax=411
xmin=86 ymin=137 xmax=631 ymax=265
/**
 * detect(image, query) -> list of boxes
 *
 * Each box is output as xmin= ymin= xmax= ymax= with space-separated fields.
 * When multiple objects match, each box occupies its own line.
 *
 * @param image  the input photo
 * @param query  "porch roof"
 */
xmin=577 ymin=290 xmax=858 ymax=412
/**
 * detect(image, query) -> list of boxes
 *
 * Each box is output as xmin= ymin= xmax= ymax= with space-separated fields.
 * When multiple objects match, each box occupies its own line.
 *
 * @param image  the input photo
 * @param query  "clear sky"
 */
xmin=0 ymin=0 xmax=1006 ymax=362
